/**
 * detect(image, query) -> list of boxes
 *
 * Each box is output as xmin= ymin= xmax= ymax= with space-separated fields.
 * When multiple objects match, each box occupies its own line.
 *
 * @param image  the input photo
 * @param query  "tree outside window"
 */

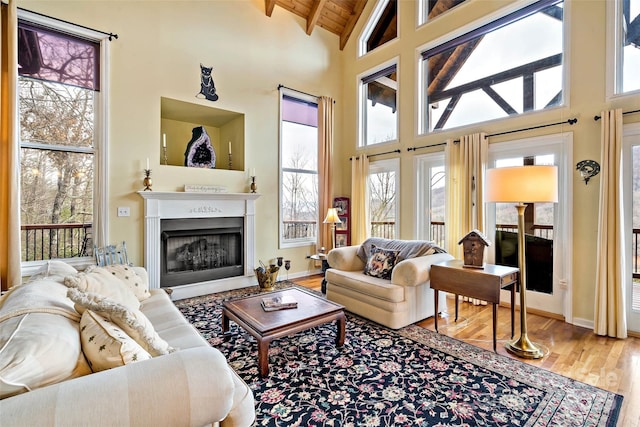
xmin=369 ymin=159 xmax=399 ymax=239
xmin=280 ymin=93 xmax=319 ymax=246
xmin=18 ymin=18 xmax=101 ymax=262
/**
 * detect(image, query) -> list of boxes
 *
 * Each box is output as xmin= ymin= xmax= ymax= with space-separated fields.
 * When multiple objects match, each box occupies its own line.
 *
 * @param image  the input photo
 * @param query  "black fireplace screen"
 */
xmin=160 ymin=217 xmax=244 ymax=287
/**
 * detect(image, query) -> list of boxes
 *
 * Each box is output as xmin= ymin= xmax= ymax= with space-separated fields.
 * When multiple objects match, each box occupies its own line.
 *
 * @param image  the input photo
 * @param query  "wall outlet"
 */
xmin=117 ymin=207 xmax=130 ymax=217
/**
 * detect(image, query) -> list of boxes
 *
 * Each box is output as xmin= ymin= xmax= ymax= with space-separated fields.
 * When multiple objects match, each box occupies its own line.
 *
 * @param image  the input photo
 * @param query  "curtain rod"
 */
xmin=18 ymin=7 xmax=118 ymax=41
xmin=407 ymin=118 xmax=577 ymax=152
xmin=594 ymin=109 xmax=640 ymax=121
xmin=349 ymin=149 xmax=401 ymax=160
xmin=278 ymin=84 xmax=318 ymax=99
xmin=277 ymin=84 xmax=336 ymax=103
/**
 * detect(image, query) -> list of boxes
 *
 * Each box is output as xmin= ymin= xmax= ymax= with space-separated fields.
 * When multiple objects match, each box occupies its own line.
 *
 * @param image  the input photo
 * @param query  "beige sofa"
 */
xmin=0 ymin=262 xmax=255 ymax=427
xmin=325 ymin=238 xmax=454 ymax=329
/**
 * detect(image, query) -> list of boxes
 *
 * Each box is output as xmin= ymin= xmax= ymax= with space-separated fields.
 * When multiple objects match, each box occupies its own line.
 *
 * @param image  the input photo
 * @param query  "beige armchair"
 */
xmin=325 ymin=240 xmax=454 ymax=329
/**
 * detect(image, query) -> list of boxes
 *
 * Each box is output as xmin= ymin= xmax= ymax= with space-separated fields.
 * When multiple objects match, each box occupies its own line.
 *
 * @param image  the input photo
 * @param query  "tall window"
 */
xmin=360 ymin=63 xmax=398 ymax=147
xmin=279 ymin=91 xmax=319 ymax=247
xmin=18 ymin=13 xmax=106 ymax=266
xmin=421 ymin=0 xmax=564 ymax=133
xmin=359 ymin=0 xmax=397 ymax=56
xmin=416 ymin=154 xmax=445 ymax=247
xmin=612 ymin=0 xmax=640 ymax=94
xmin=369 ymin=159 xmax=399 ymax=239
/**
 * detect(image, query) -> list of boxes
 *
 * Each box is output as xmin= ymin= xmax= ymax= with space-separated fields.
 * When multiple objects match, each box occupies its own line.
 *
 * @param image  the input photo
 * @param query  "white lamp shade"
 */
xmin=323 ymin=208 xmax=342 ymax=224
xmin=485 ymin=165 xmax=558 ymax=203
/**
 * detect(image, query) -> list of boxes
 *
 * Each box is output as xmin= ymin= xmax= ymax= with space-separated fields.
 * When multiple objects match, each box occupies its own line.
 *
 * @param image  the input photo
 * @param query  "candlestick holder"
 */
xmin=143 ymin=169 xmax=152 ymax=191
xmin=228 ymin=153 xmax=232 ymax=170
xmin=163 ymin=146 xmax=168 ymax=165
xmin=250 ymin=176 xmax=257 ymax=193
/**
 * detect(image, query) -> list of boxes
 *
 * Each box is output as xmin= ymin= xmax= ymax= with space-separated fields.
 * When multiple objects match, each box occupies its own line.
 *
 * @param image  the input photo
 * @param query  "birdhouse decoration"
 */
xmin=458 ymin=229 xmax=491 ymax=269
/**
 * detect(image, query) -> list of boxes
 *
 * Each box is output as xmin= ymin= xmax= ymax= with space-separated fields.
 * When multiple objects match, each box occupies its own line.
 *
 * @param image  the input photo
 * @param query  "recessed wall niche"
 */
xmin=160 ymin=97 xmax=245 ymax=171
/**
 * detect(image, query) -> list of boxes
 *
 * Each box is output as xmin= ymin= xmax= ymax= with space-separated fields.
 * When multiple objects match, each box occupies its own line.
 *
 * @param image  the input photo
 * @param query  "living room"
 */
xmin=1 ymin=0 xmax=639 ymax=425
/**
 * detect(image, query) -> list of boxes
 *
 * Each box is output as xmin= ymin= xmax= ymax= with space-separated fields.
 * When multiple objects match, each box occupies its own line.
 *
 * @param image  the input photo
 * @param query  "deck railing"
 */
xmin=21 ymin=223 xmax=92 ymax=262
xmin=282 ymin=220 xmax=318 ymax=240
xmin=371 ymin=221 xmax=395 ymax=239
xmin=21 ymin=222 xmax=640 ymax=279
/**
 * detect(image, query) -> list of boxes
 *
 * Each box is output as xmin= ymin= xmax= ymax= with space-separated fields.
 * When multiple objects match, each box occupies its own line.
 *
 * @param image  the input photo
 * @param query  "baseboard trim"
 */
xmin=572 ymin=317 xmax=594 ymax=330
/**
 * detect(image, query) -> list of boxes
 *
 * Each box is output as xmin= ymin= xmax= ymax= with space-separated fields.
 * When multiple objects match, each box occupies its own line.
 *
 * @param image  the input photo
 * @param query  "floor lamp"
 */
xmin=485 ymin=165 xmax=558 ymax=359
xmin=323 ymin=208 xmax=342 ymax=250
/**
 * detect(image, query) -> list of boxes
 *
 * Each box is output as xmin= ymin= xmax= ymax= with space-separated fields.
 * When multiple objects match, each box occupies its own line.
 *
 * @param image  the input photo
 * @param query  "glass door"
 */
xmin=487 ymin=133 xmax=572 ymax=318
xmin=623 ymin=123 xmax=640 ymax=332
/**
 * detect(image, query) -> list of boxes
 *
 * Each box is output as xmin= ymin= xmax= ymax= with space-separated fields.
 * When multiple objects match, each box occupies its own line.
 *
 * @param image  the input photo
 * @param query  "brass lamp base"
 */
xmin=505 ymin=334 xmax=545 ymax=359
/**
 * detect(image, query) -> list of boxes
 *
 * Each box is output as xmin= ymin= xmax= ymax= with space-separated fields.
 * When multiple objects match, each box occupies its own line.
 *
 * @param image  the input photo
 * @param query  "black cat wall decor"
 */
xmin=197 ymin=64 xmax=219 ymax=101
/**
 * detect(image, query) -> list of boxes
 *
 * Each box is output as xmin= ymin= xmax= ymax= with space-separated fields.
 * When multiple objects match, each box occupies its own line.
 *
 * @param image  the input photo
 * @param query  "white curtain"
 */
xmin=351 ymin=155 xmax=370 ymax=245
xmin=594 ymin=109 xmax=627 ymax=338
xmin=317 ymin=96 xmax=334 ymax=251
xmin=445 ymin=133 xmax=488 ymax=305
xmin=0 ymin=0 xmax=21 ymax=291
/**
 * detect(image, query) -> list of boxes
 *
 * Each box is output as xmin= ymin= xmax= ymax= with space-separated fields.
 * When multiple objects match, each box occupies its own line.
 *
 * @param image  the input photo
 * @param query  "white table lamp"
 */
xmin=323 ymin=208 xmax=342 ymax=250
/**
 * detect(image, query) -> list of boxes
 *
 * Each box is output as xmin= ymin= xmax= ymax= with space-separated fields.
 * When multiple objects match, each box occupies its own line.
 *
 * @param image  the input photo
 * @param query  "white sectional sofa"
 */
xmin=325 ymin=238 xmax=454 ymax=329
xmin=0 ymin=261 xmax=255 ymax=427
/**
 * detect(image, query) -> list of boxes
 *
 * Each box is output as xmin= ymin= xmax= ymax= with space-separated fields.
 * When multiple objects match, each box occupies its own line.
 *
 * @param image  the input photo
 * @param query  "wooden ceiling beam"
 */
xmin=340 ymin=0 xmax=367 ymax=50
xmin=265 ymin=0 xmax=277 ymax=17
xmin=307 ymin=0 xmax=328 ymax=35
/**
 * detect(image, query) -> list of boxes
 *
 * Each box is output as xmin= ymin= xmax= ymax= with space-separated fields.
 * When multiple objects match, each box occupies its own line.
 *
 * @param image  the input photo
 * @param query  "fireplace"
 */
xmin=161 ymin=217 xmax=244 ymax=287
xmin=138 ymin=191 xmax=259 ymax=300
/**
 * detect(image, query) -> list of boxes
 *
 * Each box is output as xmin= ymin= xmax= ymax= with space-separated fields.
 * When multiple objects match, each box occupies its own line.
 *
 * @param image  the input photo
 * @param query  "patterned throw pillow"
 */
xmin=86 ymin=264 xmax=151 ymax=301
xmin=363 ymin=245 xmax=399 ymax=280
xmin=68 ymin=288 xmax=174 ymax=357
xmin=80 ymin=310 xmax=152 ymax=372
xmin=64 ymin=268 xmax=140 ymax=311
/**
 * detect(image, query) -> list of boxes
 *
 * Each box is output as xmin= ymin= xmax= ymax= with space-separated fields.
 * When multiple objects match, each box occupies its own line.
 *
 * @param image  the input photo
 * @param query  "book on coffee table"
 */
xmin=261 ymin=295 xmax=298 ymax=311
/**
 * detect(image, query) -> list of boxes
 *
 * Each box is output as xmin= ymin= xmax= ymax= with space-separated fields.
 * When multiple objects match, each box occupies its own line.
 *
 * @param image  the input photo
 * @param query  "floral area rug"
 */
xmin=175 ymin=283 xmax=623 ymax=427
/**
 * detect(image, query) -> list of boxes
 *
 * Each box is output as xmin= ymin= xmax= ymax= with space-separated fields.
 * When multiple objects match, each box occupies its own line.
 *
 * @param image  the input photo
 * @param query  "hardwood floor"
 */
xmin=292 ymin=275 xmax=640 ymax=427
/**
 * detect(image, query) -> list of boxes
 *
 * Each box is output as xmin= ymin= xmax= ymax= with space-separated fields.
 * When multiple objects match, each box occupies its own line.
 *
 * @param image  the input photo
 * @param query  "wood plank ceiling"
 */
xmin=265 ymin=0 xmax=368 ymax=50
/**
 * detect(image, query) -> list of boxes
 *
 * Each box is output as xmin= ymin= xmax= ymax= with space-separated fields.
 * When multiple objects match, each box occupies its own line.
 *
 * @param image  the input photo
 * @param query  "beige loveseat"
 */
xmin=325 ymin=238 xmax=454 ymax=329
xmin=0 ymin=261 xmax=255 ymax=427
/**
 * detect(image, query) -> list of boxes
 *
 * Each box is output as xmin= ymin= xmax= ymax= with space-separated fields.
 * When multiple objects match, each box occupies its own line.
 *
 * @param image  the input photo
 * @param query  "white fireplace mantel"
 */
xmin=138 ymin=191 xmax=260 ymax=300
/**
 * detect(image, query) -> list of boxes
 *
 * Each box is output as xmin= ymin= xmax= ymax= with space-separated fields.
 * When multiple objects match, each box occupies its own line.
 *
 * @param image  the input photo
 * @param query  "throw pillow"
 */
xmin=80 ymin=310 xmax=152 ymax=372
xmin=85 ymin=264 xmax=151 ymax=301
xmin=64 ymin=268 xmax=140 ymax=311
xmin=0 ymin=280 xmax=91 ymax=399
xmin=27 ymin=260 xmax=78 ymax=284
xmin=67 ymin=288 xmax=174 ymax=357
xmin=363 ymin=245 xmax=399 ymax=280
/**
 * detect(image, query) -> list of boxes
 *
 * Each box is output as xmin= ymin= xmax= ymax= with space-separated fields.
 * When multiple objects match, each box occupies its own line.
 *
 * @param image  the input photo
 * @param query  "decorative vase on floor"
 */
xmin=255 ymin=265 xmax=279 ymax=290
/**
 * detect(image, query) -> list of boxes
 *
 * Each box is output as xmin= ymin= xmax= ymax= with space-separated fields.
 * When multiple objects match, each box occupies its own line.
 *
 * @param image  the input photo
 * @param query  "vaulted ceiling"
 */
xmin=265 ymin=0 xmax=369 ymax=50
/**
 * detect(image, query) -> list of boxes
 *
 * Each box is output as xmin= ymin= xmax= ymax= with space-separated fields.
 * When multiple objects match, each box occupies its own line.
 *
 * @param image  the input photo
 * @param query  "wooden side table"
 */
xmin=430 ymin=260 xmax=519 ymax=352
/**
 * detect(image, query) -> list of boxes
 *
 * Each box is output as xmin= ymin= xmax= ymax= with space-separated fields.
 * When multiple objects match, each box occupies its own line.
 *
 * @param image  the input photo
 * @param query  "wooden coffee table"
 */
xmin=222 ymin=287 xmax=346 ymax=377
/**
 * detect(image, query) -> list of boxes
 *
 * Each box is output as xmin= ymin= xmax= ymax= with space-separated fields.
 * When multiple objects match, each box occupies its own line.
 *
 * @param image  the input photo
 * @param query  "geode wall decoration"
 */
xmin=184 ymin=126 xmax=216 ymax=168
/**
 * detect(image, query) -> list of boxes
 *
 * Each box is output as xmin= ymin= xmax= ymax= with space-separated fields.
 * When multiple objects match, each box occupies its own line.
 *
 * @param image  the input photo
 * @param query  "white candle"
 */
xmin=163 ymin=134 xmax=166 ymax=148
xmin=146 ymin=157 xmax=149 ymax=170
xmin=251 ymin=168 xmax=255 ymax=177
xmin=228 ymin=141 xmax=231 ymax=154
